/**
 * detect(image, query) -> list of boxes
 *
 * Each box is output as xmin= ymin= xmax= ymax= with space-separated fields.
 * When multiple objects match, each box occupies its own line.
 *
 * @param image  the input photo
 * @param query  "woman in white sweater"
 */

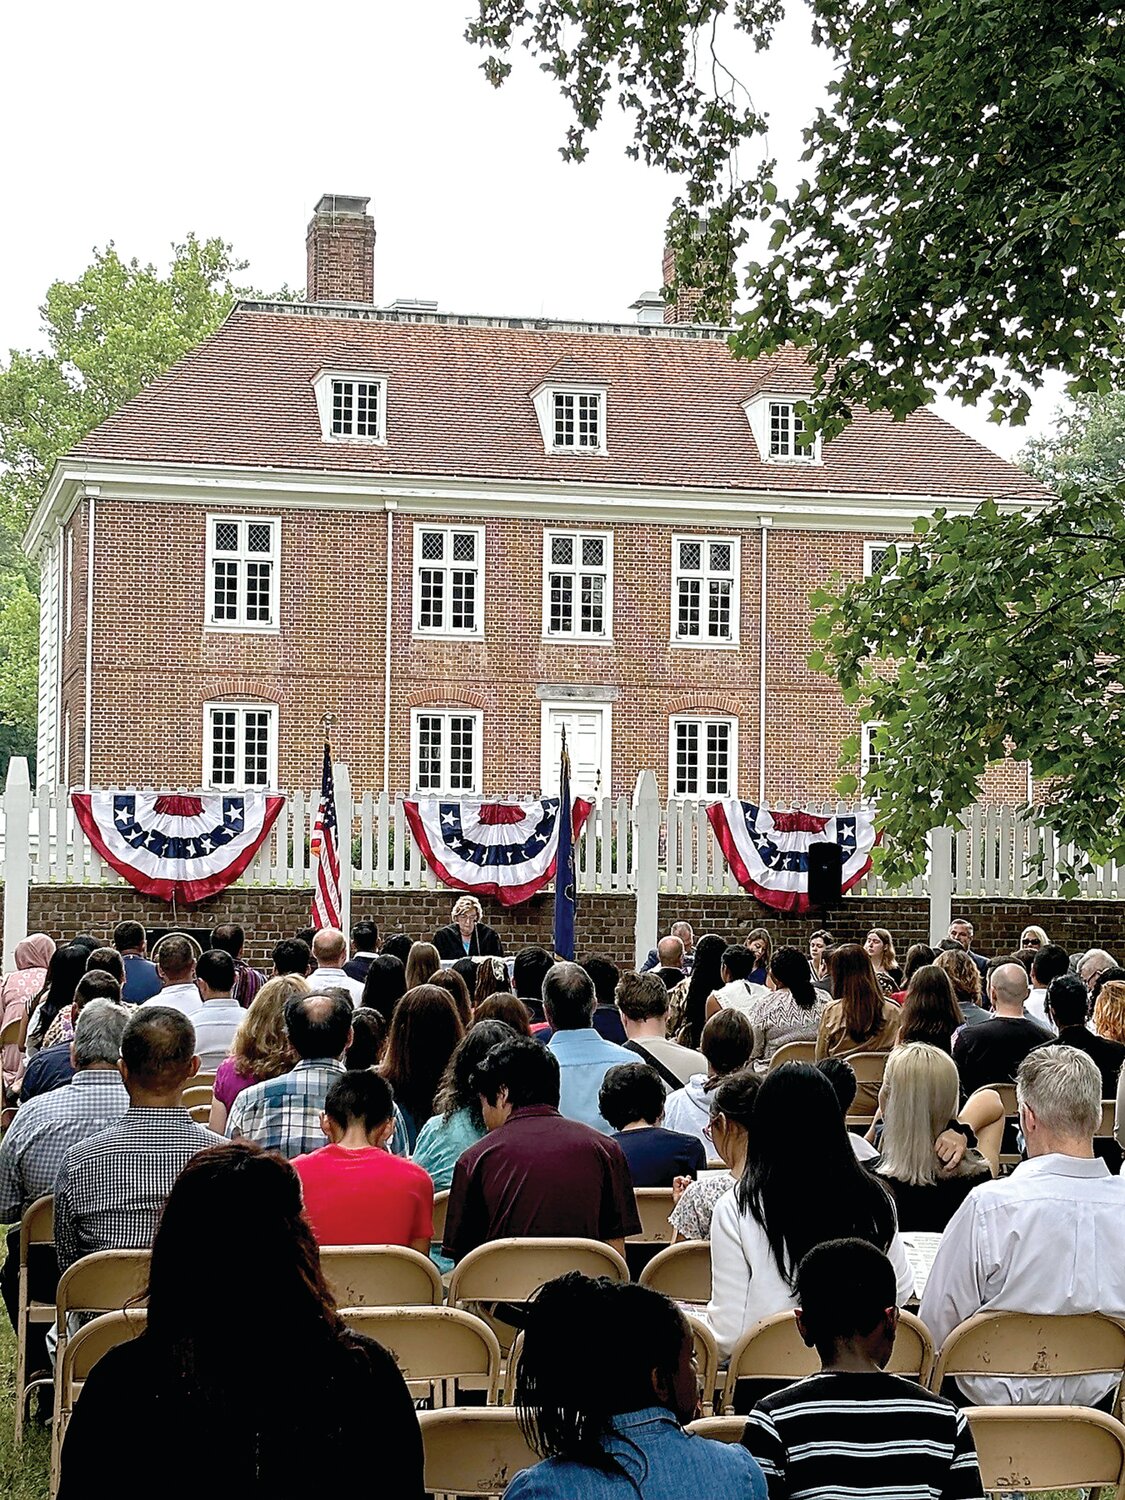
xmin=701 ymin=1061 xmax=915 ymax=1360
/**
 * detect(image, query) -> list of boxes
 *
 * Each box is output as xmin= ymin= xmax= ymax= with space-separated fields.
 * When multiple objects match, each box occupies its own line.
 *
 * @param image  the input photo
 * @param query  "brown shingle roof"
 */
xmin=72 ymin=306 xmax=1047 ymax=501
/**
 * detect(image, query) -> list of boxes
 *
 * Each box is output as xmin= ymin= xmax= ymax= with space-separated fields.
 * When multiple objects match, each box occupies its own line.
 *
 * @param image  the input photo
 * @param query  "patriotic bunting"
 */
xmin=403 ymin=796 xmax=594 ymax=906
xmin=71 ymin=790 xmax=285 ymax=904
xmin=707 ymin=801 xmax=879 ymax=914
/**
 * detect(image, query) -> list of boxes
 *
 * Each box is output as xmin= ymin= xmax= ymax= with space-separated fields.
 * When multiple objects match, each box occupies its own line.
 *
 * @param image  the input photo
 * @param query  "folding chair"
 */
xmin=638 ymin=1240 xmax=711 ymax=1304
xmin=965 ymin=1405 xmax=1125 ymax=1498
xmin=767 ymin=1040 xmax=816 ymax=1072
xmin=687 ymin=1415 xmax=747 ymax=1443
xmin=984 ymin=1082 xmax=1022 ymax=1168
xmin=842 ymin=1049 xmax=890 ymax=1125
xmin=55 ymin=1309 xmax=147 ymax=1477
xmin=629 ymin=1188 xmax=676 ymax=1245
xmin=0 ymin=1013 xmax=21 ymax=1048
xmin=431 ymin=1189 xmax=450 ymax=1248
xmin=418 ymin=1407 xmax=540 ymax=1499
xmin=320 ymin=1245 xmax=443 ymax=1309
xmin=686 ymin=1313 xmax=721 ymax=1417
xmin=187 ymin=1103 xmax=211 ymax=1124
xmin=182 ymin=1085 xmax=214 ymax=1112
xmin=51 ymin=1249 xmax=150 ymax=1492
xmin=721 ymin=1308 xmax=934 ymax=1413
xmin=930 ymin=1309 xmax=1125 ymax=1415
xmin=339 ymin=1306 xmax=502 ymax=1405
xmin=446 ymin=1238 xmax=629 ymax=1309
xmin=189 ymin=1072 xmax=216 ymax=1093
xmin=14 ymin=1194 xmax=54 ymax=1445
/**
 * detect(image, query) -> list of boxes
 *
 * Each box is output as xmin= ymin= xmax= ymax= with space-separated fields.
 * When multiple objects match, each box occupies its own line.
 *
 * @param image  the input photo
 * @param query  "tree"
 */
xmin=1021 ymin=392 xmax=1125 ymax=493
xmin=0 ymin=236 xmax=255 ymax=763
xmin=466 ymin=1 xmax=1125 ymax=434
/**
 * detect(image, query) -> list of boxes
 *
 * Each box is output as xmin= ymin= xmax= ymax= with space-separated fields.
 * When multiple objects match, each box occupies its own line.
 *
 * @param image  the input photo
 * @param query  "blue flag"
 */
xmin=552 ymin=737 xmax=578 ymax=960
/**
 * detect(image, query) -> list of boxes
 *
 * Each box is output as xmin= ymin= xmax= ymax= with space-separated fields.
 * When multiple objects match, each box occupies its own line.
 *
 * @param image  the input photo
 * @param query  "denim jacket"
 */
xmin=502 ymin=1406 xmax=767 ymax=1500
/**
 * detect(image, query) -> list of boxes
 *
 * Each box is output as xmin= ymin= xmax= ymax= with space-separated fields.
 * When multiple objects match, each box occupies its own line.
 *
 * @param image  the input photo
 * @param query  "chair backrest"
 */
xmin=192 ymin=1072 xmax=216 ymax=1092
xmin=56 ymin=1250 xmax=151 ymax=1321
xmin=1100 ymin=1099 xmax=1116 ymax=1139
xmin=63 ymin=1308 xmax=148 ymax=1387
xmin=418 ymin=1407 xmax=540 ymax=1498
xmin=187 ymin=1102 xmax=212 ymax=1124
xmin=0 ymin=1014 xmax=22 ymax=1048
xmin=340 ymin=1307 xmax=502 ymax=1403
xmin=687 ymin=1415 xmax=747 ymax=1444
xmin=983 ymin=1082 xmax=1022 ymax=1166
xmin=930 ymin=1310 xmax=1125 ymax=1400
xmin=181 ymin=1085 xmax=213 ymax=1111
xmin=723 ymin=1309 xmax=934 ymax=1412
xmin=432 ymin=1190 xmax=450 ymax=1247
xmin=637 ymin=1240 xmax=711 ymax=1304
xmin=629 ymin=1188 xmax=676 ymax=1244
xmin=320 ymin=1245 xmax=443 ymax=1308
xmin=685 ymin=1313 xmax=721 ymax=1417
xmin=447 ymin=1238 xmax=629 ymax=1308
xmin=965 ymin=1405 xmax=1125 ymax=1497
xmin=767 ymin=1040 xmax=816 ymax=1072
xmin=20 ymin=1194 xmax=54 ymax=1261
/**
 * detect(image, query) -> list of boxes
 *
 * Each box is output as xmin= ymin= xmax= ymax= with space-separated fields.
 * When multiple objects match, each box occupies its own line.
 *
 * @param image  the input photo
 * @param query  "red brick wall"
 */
xmin=16 ymin=883 xmax=1125 ymax=970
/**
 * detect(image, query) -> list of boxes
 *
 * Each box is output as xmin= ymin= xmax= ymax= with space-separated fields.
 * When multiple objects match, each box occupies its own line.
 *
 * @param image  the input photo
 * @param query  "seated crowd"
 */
xmin=2 ymin=905 xmax=1125 ymax=1496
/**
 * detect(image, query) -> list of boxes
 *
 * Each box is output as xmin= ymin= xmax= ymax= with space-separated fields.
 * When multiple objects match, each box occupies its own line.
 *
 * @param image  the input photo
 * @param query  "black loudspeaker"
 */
xmin=807 ymin=841 xmax=843 ymax=907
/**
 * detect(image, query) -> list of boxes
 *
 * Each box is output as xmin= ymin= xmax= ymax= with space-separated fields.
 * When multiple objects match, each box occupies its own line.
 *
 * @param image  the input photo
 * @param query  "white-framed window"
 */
xmin=542 ymin=530 xmax=613 ymax=640
xmin=864 ymin=539 xmax=919 ymax=578
xmin=312 ymin=369 xmax=387 ymax=444
xmin=410 ymin=708 xmax=482 ymax=794
xmin=671 ymin=535 xmax=740 ymax=645
xmin=669 ymin=715 xmax=738 ymax=797
xmin=412 ymin=524 xmax=485 ymax=637
xmin=742 ymin=393 xmax=822 ymax=464
xmin=206 ymin=516 xmax=280 ymax=631
xmin=203 ymin=702 xmax=278 ymax=789
xmin=531 ymin=382 xmax=608 ymax=455
xmin=860 ymin=720 xmax=885 ymax=792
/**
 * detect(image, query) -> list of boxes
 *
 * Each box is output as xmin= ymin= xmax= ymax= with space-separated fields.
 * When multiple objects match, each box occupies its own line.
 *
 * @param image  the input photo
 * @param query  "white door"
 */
xmin=541 ymin=703 xmax=610 ymax=797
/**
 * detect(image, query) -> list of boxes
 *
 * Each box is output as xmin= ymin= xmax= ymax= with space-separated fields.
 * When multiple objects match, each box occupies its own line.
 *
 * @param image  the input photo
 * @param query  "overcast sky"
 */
xmin=4 ymin=0 xmax=1065 ymax=461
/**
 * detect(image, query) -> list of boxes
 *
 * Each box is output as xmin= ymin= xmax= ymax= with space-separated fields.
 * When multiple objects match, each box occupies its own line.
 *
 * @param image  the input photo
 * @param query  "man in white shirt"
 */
xmin=921 ymin=1043 xmax=1125 ymax=1407
xmin=616 ymin=970 xmax=707 ymax=1087
xmin=309 ymin=928 xmax=364 ymax=1005
xmin=142 ymin=934 xmax=202 ymax=1018
xmin=192 ymin=949 xmax=246 ymax=1070
xmin=1026 ymin=942 xmax=1069 ymax=1032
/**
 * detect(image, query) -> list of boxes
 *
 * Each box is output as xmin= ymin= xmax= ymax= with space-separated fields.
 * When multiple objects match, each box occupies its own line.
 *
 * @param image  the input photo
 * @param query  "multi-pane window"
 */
xmin=411 ymin=710 xmax=481 ymax=794
xmin=207 ymin=517 xmax=279 ymax=630
xmin=768 ymin=401 xmax=814 ymax=459
xmin=413 ymin=526 xmax=484 ymax=636
xmin=330 ymin=377 xmax=383 ymax=440
xmin=552 ymin=390 xmax=603 ymax=450
xmin=672 ymin=535 xmax=740 ymax=644
xmin=670 ymin=716 xmax=737 ymax=797
xmin=860 ymin=721 xmax=885 ymax=794
xmin=543 ymin=531 xmax=612 ymax=639
xmin=204 ymin=703 xmax=277 ymax=789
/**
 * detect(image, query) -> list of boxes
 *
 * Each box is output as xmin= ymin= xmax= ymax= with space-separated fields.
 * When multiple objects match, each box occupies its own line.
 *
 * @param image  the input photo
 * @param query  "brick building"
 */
xmin=25 ymin=194 xmax=1046 ymax=803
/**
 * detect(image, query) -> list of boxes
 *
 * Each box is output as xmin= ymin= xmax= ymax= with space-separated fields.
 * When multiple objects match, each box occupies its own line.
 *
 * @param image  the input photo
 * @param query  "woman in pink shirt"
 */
xmin=209 ymin=974 xmax=309 ymax=1133
xmin=1 ymin=933 xmax=55 ymax=1108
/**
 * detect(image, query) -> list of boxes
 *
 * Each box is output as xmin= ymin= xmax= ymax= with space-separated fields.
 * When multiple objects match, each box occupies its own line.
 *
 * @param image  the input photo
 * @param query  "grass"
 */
xmin=0 ymin=1229 xmax=50 ymax=1500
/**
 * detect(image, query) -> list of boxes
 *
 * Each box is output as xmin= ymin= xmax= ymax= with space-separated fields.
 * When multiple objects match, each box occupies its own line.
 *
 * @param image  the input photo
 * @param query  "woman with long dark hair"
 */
xmin=815 ymin=944 xmax=901 ymax=1060
xmin=897 ymin=965 xmax=964 ymax=1054
xmin=379 ymin=984 xmax=464 ymax=1148
xmin=670 ymin=1068 xmax=761 ymax=1242
xmin=703 ymin=1063 xmax=914 ymax=1359
xmin=57 ymin=1142 xmax=424 ymax=1498
xmin=506 ymin=1272 xmax=767 ymax=1500
xmin=20 ymin=943 xmax=92 ymax=1055
xmin=675 ymin=933 xmax=726 ymax=1048
xmin=430 ymin=967 xmax=473 ymax=1027
xmin=360 ymin=953 xmax=407 ymax=1021
xmin=411 ymin=1018 xmax=515 ymax=1191
xmin=744 ymin=945 xmax=829 ymax=1071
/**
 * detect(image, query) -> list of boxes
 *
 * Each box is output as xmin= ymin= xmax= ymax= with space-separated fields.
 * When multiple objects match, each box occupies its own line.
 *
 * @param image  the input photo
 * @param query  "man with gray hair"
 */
xmin=0 ymin=999 xmax=130 ymax=1363
xmin=1078 ymin=947 xmax=1118 ymax=994
xmin=922 ymin=1044 xmax=1125 ymax=1406
xmin=545 ymin=961 xmax=635 ymax=1133
xmin=952 ymin=960 xmax=1051 ymax=1099
xmin=641 ymin=921 xmax=695 ymax=974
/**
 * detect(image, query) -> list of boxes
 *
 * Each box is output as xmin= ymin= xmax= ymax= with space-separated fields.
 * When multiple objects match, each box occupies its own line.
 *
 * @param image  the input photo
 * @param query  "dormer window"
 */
xmin=743 ymin=393 xmax=821 ymax=464
xmin=531 ymin=382 xmax=608 ymax=455
xmin=313 ymin=369 xmax=387 ymax=444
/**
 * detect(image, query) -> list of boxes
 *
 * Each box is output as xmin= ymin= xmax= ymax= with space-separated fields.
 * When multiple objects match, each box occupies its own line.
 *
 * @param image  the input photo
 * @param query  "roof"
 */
xmin=70 ymin=302 xmax=1048 ymax=502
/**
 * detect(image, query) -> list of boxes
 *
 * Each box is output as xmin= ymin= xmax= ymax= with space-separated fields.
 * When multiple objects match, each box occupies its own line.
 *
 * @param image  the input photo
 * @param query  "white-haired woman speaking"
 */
xmin=431 ymin=894 xmax=504 ymax=961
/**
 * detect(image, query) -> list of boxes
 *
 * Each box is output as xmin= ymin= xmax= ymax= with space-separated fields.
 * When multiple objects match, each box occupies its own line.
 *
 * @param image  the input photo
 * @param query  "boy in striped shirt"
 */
xmin=741 ymin=1238 xmax=984 ymax=1500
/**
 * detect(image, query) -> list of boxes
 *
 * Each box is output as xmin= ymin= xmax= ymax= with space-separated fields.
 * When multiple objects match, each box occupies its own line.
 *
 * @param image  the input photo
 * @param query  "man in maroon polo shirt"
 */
xmin=442 ymin=1036 xmax=640 ymax=1264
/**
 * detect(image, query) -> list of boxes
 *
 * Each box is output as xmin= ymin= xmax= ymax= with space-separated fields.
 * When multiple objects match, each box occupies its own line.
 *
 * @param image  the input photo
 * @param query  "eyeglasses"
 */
xmin=703 ymin=1115 xmax=723 ymax=1142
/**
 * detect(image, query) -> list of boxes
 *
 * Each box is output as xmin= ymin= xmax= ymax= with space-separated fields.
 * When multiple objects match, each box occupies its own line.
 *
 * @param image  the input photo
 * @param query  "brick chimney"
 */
xmin=306 ymin=194 xmax=375 ymax=304
xmin=661 ymin=238 xmax=732 ymax=326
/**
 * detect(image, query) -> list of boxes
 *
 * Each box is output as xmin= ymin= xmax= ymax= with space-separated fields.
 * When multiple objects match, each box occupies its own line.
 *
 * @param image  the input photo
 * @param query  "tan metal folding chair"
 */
xmin=984 ymin=1082 xmax=1021 ymax=1168
xmin=638 ymin=1240 xmax=711 ymax=1304
xmin=446 ymin=1238 xmax=629 ymax=1309
xmin=767 ymin=1040 xmax=816 ymax=1072
xmin=187 ymin=1102 xmax=211 ymax=1124
xmin=721 ymin=1308 xmax=935 ymax=1413
xmin=431 ymin=1189 xmax=449 ymax=1248
xmin=687 ymin=1415 xmax=747 ymax=1443
xmin=340 ymin=1306 xmax=502 ymax=1405
xmin=419 ymin=1407 xmax=540 ymax=1499
xmin=320 ymin=1244 xmax=443 ymax=1309
xmin=965 ymin=1405 xmax=1125 ymax=1498
xmin=628 ymin=1188 xmax=676 ymax=1245
xmin=189 ymin=1072 xmax=216 ymax=1093
xmin=55 ymin=1308 xmax=147 ymax=1479
xmin=14 ymin=1194 xmax=54 ymax=1445
xmin=181 ymin=1085 xmax=214 ymax=1112
xmin=930 ymin=1309 xmax=1125 ymax=1415
xmin=842 ymin=1049 xmax=890 ymax=1125
xmin=686 ymin=1312 xmax=721 ymax=1417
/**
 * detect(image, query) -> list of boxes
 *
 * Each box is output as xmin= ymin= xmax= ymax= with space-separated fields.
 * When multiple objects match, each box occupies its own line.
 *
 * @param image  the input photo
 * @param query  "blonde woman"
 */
xmin=1094 ymin=979 xmax=1125 ymax=1046
xmin=863 ymin=929 xmax=902 ymax=993
xmin=431 ymin=895 xmax=504 ymax=960
xmin=874 ymin=1043 xmax=995 ymax=1231
xmin=208 ymin=974 xmax=310 ymax=1132
xmin=1020 ymin=924 xmax=1049 ymax=952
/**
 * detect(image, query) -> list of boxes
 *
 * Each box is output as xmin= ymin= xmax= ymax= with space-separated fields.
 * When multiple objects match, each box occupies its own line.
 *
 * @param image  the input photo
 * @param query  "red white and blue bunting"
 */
xmin=71 ymin=791 xmax=285 ymax=904
xmin=707 ymin=801 xmax=880 ymax=914
xmin=403 ymin=797 xmax=594 ymax=906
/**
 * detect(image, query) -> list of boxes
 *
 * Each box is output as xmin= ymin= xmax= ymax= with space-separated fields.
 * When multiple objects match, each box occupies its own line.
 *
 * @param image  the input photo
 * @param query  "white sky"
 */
xmin=2 ymin=0 xmax=1066 ymax=461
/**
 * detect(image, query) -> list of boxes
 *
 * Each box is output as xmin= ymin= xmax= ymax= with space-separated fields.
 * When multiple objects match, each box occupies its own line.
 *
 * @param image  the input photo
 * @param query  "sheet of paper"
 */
xmin=901 ymin=1231 xmax=943 ymax=1300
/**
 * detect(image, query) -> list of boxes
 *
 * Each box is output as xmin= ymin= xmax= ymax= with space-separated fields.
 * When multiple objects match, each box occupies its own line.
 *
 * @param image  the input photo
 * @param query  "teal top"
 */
xmin=412 ymin=1106 xmax=486 ymax=1275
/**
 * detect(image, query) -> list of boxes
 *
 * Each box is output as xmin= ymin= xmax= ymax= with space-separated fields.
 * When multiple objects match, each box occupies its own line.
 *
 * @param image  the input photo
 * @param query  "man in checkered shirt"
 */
xmin=0 ymin=1000 xmax=131 ymax=1368
xmin=53 ymin=1006 xmax=223 ymax=1273
xmin=227 ymin=990 xmax=412 ymax=1158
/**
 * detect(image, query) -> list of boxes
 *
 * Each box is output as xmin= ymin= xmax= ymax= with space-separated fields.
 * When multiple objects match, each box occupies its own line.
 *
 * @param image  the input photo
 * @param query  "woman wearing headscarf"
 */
xmin=1 ymin=933 xmax=55 ymax=1103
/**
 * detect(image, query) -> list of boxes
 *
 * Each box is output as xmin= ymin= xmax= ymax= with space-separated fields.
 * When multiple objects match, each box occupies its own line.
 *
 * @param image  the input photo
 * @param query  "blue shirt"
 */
xmin=611 ymin=1126 xmax=707 ymax=1188
xmin=121 ymin=953 xmax=161 ymax=1004
xmin=547 ymin=1028 xmax=638 ymax=1134
xmin=20 ymin=1040 xmax=75 ymax=1101
xmin=503 ymin=1406 xmax=767 ymax=1500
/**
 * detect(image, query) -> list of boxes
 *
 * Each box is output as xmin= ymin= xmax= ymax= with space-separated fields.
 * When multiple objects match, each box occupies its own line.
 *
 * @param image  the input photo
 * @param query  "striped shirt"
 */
xmin=0 ymin=1070 xmax=129 ymax=1221
xmin=741 ymin=1371 xmax=985 ymax=1500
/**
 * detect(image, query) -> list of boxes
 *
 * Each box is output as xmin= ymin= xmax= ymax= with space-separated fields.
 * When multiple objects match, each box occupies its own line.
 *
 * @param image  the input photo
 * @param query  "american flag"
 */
xmin=311 ymin=739 xmax=341 ymax=929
